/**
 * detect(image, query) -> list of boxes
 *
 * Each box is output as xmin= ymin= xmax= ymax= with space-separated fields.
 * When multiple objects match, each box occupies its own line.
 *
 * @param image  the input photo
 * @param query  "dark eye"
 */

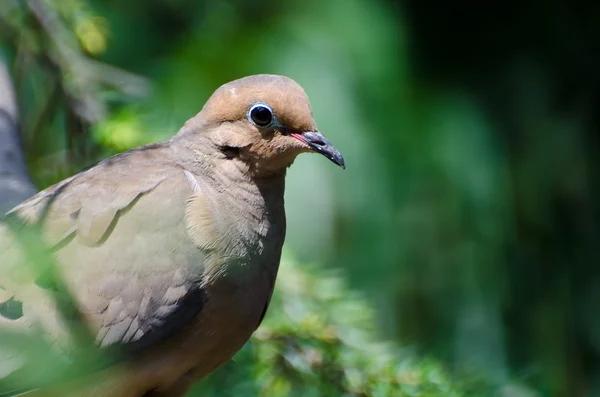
xmin=249 ymin=104 xmax=273 ymax=127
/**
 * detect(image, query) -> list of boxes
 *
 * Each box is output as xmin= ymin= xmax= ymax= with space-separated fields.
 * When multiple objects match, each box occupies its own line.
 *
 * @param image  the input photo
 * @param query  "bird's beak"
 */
xmin=290 ymin=131 xmax=345 ymax=169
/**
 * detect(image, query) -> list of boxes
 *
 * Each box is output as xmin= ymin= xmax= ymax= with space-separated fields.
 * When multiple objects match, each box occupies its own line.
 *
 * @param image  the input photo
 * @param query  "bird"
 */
xmin=0 ymin=74 xmax=345 ymax=397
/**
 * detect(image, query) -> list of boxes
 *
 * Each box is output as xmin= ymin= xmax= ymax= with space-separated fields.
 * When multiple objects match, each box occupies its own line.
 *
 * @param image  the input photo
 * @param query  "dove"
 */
xmin=0 ymin=74 xmax=344 ymax=397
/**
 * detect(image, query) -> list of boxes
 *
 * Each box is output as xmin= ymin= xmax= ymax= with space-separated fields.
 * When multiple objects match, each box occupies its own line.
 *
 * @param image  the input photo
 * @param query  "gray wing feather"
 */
xmin=0 ymin=148 xmax=209 ymax=391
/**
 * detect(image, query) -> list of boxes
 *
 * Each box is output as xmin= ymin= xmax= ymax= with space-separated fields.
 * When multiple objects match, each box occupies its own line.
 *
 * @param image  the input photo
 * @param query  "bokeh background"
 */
xmin=1 ymin=0 xmax=599 ymax=396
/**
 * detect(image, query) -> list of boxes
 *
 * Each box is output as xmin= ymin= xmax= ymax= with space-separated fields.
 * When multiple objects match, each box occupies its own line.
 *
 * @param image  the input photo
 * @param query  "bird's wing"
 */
xmin=0 ymin=146 xmax=217 ymax=393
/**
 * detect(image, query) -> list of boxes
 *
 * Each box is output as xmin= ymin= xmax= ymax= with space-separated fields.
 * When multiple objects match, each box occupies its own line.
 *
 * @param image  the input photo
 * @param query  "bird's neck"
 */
xmin=171 ymin=121 xmax=296 ymax=179
xmin=170 ymin=134 xmax=287 ymax=282
xmin=169 ymin=128 xmax=288 ymax=192
xmin=170 ymin=129 xmax=287 ymax=227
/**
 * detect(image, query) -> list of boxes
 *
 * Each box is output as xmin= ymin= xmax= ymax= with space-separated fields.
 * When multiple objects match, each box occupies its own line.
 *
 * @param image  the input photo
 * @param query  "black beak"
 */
xmin=292 ymin=131 xmax=345 ymax=169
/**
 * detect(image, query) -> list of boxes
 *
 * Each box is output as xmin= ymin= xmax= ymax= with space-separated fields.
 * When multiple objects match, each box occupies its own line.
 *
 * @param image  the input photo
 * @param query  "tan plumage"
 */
xmin=0 ymin=75 xmax=344 ymax=397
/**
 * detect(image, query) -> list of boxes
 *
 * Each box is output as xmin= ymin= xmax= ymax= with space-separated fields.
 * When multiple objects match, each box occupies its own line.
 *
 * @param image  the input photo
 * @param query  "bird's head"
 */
xmin=181 ymin=74 xmax=345 ymax=177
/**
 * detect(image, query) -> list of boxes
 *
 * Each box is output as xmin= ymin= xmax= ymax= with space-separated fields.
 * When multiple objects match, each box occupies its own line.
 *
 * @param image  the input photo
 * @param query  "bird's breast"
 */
xmin=191 ymin=175 xmax=286 ymax=283
xmin=210 ymin=210 xmax=285 ymax=283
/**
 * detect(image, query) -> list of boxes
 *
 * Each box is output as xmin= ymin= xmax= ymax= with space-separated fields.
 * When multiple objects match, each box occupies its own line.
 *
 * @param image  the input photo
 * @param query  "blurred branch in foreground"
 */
xmin=0 ymin=211 xmax=114 ymax=396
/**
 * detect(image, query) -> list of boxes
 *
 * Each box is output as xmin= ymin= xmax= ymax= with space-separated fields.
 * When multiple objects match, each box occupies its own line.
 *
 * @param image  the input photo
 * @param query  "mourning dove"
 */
xmin=0 ymin=74 xmax=344 ymax=397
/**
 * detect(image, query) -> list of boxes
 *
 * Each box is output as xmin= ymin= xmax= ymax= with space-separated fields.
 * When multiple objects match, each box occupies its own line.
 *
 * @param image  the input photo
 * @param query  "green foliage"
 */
xmin=190 ymin=253 xmax=493 ymax=397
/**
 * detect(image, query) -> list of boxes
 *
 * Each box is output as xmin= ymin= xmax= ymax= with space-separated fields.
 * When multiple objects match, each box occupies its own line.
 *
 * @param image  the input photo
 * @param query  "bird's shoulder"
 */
xmin=3 ymin=142 xmax=200 ymax=248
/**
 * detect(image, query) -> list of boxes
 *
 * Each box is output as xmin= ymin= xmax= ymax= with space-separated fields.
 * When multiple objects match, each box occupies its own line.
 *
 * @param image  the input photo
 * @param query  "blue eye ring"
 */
xmin=248 ymin=102 xmax=274 ymax=128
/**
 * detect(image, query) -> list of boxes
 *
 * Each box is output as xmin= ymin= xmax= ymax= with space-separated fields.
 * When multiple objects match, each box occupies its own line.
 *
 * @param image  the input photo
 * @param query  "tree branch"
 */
xmin=0 ymin=60 xmax=36 ymax=214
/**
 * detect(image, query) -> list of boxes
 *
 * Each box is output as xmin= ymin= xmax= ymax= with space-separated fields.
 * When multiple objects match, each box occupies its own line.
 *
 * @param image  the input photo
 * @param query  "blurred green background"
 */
xmin=1 ymin=0 xmax=599 ymax=396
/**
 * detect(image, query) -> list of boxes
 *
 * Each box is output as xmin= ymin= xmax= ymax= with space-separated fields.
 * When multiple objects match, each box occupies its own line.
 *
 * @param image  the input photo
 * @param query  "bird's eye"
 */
xmin=249 ymin=104 xmax=274 ymax=127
